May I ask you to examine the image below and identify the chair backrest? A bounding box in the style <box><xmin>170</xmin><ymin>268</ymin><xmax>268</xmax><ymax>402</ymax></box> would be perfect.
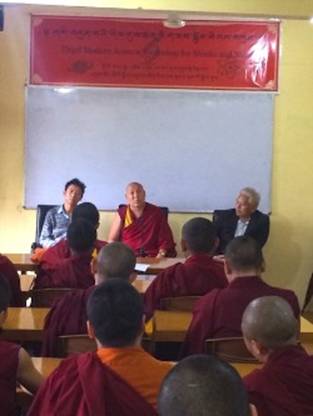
<box><xmin>35</xmin><ymin>204</ymin><xmax>58</xmax><ymax>243</ymax></box>
<box><xmin>118</xmin><ymin>204</ymin><xmax>169</xmax><ymax>220</ymax></box>
<box><xmin>31</xmin><ymin>288</ymin><xmax>76</xmax><ymax>307</ymax></box>
<box><xmin>57</xmin><ymin>334</ymin><xmax>97</xmax><ymax>357</ymax></box>
<box><xmin>205</xmin><ymin>337</ymin><xmax>258</xmax><ymax>363</ymax></box>
<box><xmin>160</xmin><ymin>296</ymin><xmax>201</xmax><ymax>312</ymax></box>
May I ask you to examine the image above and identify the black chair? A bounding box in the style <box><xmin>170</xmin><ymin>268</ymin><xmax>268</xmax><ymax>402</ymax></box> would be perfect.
<box><xmin>32</xmin><ymin>204</ymin><xmax>57</xmax><ymax>246</ymax></box>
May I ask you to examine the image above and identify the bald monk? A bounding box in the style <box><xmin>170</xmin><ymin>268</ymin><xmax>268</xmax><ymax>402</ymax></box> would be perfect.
<box><xmin>0</xmin><ymin>255</ymin><xmax>23</xmax><ymax>306</ymax></box>
<box><xmin>32</xmin><ymin>201</ymin><xmax>106</xmax><ymax>263</ymax></box>
<box><xmin>29</xmin><ymin>279</ymin><xmax>173</xmax><ymax>415</ymax></box>
<box><xmin>144</xmin><ymin>217</ymin><xmax>227</xmax><ymax>320</ymax></box>
<box><xmin>0</xmin><ymin>277</ymin><xmax>43</xmax><ymax>416</ymax></box>
<box><xmin>158</xmin><ymin>354</ymin><xmax>257</xmax><ymax>416</ymax></box>
<box><xmin>108</xmin><ymin>182</ymin><xmax>176</xmax><ymax>257</ymax></box>
<box><xmin>34</xmin><ymin>219</ymin><xmax>96</xmax><ymax>289</ymax></box>
<box><xmin>181</xmin><ymin>236</ymin><xmax>300</xmax><ymax>356</ymax></box>
<box><xmin>42</xmin><ymin>242</ymin><xmax>137</xmax><ymax>356</ymax></box>
<box><xmin>242</xmin><ymin>296</ymin><xmax>313</xmax><ymax>416</ymax></box>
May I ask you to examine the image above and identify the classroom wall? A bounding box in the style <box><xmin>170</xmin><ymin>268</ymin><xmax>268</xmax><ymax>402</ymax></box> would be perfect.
<box><xmin>0</xmin><ymin>1</ymin><xmax>312</xmax><ymax>307</ymax></box>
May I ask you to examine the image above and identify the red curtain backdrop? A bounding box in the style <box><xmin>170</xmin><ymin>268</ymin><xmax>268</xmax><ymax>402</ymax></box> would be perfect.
<box><xmin>30</xmin><ymin>16</ymin><xmax>279</xmax><ymax>91</ymax></box>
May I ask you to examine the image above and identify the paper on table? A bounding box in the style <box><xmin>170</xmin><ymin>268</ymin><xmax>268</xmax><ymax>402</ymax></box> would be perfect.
<box><xmin>135</xmin><ymin>263</ymin><xmax>149</xmax><ymax>272</ymax></box>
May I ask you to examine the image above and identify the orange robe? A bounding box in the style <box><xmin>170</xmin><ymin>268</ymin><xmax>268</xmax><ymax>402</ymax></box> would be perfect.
<box><xmin>97</xmin><ymin>346</ymin><xmax>173</xmax><ymax>409</ymax></box>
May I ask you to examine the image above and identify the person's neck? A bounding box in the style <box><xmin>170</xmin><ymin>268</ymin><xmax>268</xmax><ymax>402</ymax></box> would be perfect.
<box><xmin>130</xmin><ymin>203</ymin><xmax>145</xmax><ymax>218</ymax></box>
<box><xmin>227</xmin><ymin>270</ymin><xmax>259</xmax><ymax>282</ymax></box>
<box><xmin>63</xmin><ymin>202</ymin><xmax>74</xmax><ymax>214</ymax></box>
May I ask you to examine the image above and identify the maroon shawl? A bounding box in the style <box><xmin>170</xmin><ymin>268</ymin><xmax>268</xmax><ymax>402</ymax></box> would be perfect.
<box><xmin>0</xmin><ymin>255</ymin><xmax>23</xmax><ymax>306</ymax></box>
<box><xmin>28</xmin><ymin>352</ymin><xmax>158</xmax><ymax>416</ymax></box>
<box><xmin>0</xmin><ymin>340</ymin><xmax>20</xmax><ymax>416</ymax></box>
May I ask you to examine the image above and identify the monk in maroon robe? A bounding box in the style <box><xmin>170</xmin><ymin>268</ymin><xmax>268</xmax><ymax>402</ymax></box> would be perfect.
<box><xmin>0</xmin><ymin>277</ymin><xmax>43</xmax><ymax>415</ymax></box>
<box><xmin>42</xmin><ymin>242</ymin><xmax>137</xmax><ymax>356</ymax></box>
<box><xmin>108</xmin><ymin>182</ymin><xmax>176</xmax><ymax>257</ymax></box>
<box><xmin>0</xmin><ymin>254</ymin><xmax>23</xmax><ymax>306</ymax></box>
<box><xmin>242</xmin><ymin>296</ymin><xmax>313</xmax><ymax>416</ymax></box>
<box><xmin>181</xmin><ymin>236</ymin><xmax>300</xmax><ymax>356</ymax></box>
<box><xmin>34</xmin><ymin>219</ymin><xmax>96</xmax><ymax>289</ymax></box>
<box><xmin>144</xmin><ymin>217</ymin><xmax>227</xmax><ymax>320</ymax></box>
<box><xmin>30</xmin><ymin>279</ymin><xmax>172</xmax><ymax>414</ymax></box>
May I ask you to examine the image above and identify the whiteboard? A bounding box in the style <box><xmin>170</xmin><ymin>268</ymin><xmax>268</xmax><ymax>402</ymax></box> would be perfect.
<box><xmin>25</xmin><ymin>86</ymin><xmax>273</xmax><ymax>212</ymax></box>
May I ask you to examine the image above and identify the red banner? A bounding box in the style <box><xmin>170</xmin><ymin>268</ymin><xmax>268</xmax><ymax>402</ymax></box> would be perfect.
<box><xmin>30</xmin><ymin>16</ymin><xmax>279</xmax><ymax>91</ymax></box>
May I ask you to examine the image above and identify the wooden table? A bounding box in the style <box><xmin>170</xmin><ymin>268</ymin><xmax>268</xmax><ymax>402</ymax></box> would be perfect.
<box><xmin>1</xmin><ymin>307</ymin><xmax>49</xmax><ymax>341</ymax></box>
<box><xmin>6</xmin><ymin>253</ymin><xmax>38</xmax><ymax>272</ymax></box>
<box><xmin>133</xmin><ymin>275</ymin><xmax>156</xmax><ymax>293</ymax></box>
<box><xmin>6</xmin><ymin>253</ymin><xmax>184</xmax><ymax>274</ymax></box>
<box><xmin>32</xmin><ymin>356</ymin><xmax>61</xmax><ymax>377</ymax></box>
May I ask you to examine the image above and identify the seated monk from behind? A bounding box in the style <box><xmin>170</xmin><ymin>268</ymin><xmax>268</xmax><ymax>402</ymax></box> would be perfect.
<box><xmin>34</xmin><ymin>219</ymin><xmax>96</xmax><ymax>289</ymax></box>
<box><xmin>158</xmin><ymin>354</ymin><xmax>257</xmax><ymax>416</ymax></box>
<box><xmin>29</xmin><ymin>279</ymin><xmax>173</xmax><ymax>415</ymax></box>
<box><xmin>213</xmin><ymin>187</ymin><xmax>270</xmax><ymax>254</ymax></box>
<box><xmin>42</xmin><ymin>242</ymin><xmax>137</xmax><ymax>356</ymax></box>
<box><xmin>32</xmin><ymin>202</ymin><xmax>106</xmax><ymax>263</ymax></box>
<box><xmin>144</xmin><ymin>217</ymin><xmax>227</xmax><ymax>321</ymax></box>
<box><xmin>180</xmin><ymin>236</ymin><xmax>300</xmax><ymax>356</ymax></box>
<box><xmin>108</xmin><ymin>182</ymin><xmax>176</xmax><ymax>257</ymax></box>
<box><xmin>0</xmin><ymin>277</ymin><xmax>43</xmax><ymax>416</ymax></box>
<box><xmin>242</xmin><ymin>296</ymin><xmax>313</xmax><ymax>416</ymax></box>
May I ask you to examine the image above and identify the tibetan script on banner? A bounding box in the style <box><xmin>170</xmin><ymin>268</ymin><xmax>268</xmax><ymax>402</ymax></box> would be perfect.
<box><xmin>30</xmin><ymin>16</ymin><xmax>279</xmax><ymax>90</ymax></box>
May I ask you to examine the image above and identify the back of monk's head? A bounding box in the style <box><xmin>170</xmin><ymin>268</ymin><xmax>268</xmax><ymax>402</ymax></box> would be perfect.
<box><xmin>242</xmin><ymin>296</ymin><xmax>298</xmax><ymax>349</ymax></box>
<box><xmin>96</xmin><ymin>242</ymin><xmax>136</xmax><ymax>282</ymax></box>
<box><xmin>225</xmin><ymin>236</ymin><xmax>264</xmax><ymax>273</ymax></box>
<box><xmin>158</xmin><ymin>354</ymin><xmax>251</xmax><ymax>416</ymax></box>
<box><xmin>87</xmin><ymin>279</ymin><xmax>143</xmax><ymax>348</ymax></box>
<box><xmin>0</xmin><ymin>274</ymin><xmax>11</xmax><ymax>313</ymax></box>
<box><xmin>67</xmin><ymin>218</ymin><xmax>96</xmax><ymax>254</ymax></box>
<box><xmin>72</xmin><ymin>202</ymin><xmax>100</xmax><ymax>229</ymax></box>
<box><xmin>182</xmin><ymin>217</ymin><xmax>217</xmax><ymax>253</ymax></box>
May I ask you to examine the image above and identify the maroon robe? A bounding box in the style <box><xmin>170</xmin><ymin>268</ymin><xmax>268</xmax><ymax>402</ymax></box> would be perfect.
<box><xmin>34</xmin><ymin>253</ymin><xmax>94</xmax><ymax>289</ymax></box>
<box><xmin>0</xmin><ymin>255</ymin><xmax>23</xmax><ymax>306</ymax></box>
<box><xmin>28</xmin><ymin>352</ymin><xmax>157</xmax><ymax>416</ymax></box>
<box><xmin>244</xmin><ymin>345</ymin><xmax>313</xmax><ymax>416</ymax></box>
<box><xmin>0</xmin><ymin>340</ymin><xmax>20</xmax><ymax>416</ymax></box>
<box><xmin>42</xmin><ymin>286</ymin><xmax>94</xmax><ymax>356</ymax></box>
<box><xmin>144</xmin><ymin>254</ymin><xmax>227</xmax><ymax>320</ymax></box>
<box><xmin>118</xmin><ymin>203</ymin><xmax>176</xmax><ymax>257</ymax></box>
<box><xmin>40</xmin><ymin>238</ymin><xmax>107</xmax><ymax>263</ymax></box>
<box><xmin>181</xmin><ymin>276</ymin><xmax>300</xmax><ymax>356</ymax></box>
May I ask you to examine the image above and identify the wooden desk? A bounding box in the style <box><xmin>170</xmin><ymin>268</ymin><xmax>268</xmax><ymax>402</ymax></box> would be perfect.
<box><xmin>32</xmin><ymin>357</ymin><xmax>61</xmax><ymax>377</ymax></box>
<box><xmin>1</xmin><ymin>307</ymin><xmax>49</xmax><ymax>341</ymax></box>
<box><xmin>231</xmin><ymin>362</ymin><xmax>261</xmax><ymax>377</ymax></box>
<box><xmin>6</xmin><ymin>253</ymin><xmax>38</xmax><ymax>273</ymax></box>
<box><xmin>6</xmin><ymin>253</ymin><xmax>183</xmax><ymax>275</ymax></box>
<box><xmin>151</xmin><ymin>310</ymin><xmax>192</xmax><ymax>342</ymax></box>
<box><xmin>137</xmin><ymin>257</ymin><xmax>184</xmax><ymax>274</ymax></box>
<box><xmin>300</xmin><ymin>316</ymin><xmax>313</xmax><ymax>342</ymax></box>
<box><xmin>133</xmin><ymin>275</ymin><xmax>156</xmax><ymax>293</ymax></box>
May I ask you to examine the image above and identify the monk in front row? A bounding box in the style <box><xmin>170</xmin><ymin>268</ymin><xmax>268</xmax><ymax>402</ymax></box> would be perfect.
<box><xmin>28</xmin><ymin>279</ymin><xmax>173</xmax><ymax>415</ymax></box>
<box><xmin>242</xmin><ymin>296</ymin><xmax>313</xmax><ymax>416</ymax></box>
<box><xmin>0</xmin><ymin>277</ymin><xmax>43</xmax><ymax>415</ymax></box>
<box><xmin>108</xmin><ymin>182</ymin><xmax>176</xmax><ymax>257</ymax></box>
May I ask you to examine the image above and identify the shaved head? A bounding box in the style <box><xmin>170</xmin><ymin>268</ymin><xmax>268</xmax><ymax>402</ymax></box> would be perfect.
<box><xmin>96</xmin><ymin>242</ymin><xmax>136</xmax><ymax>282</ymax></box>
<box><xmin>158</xmin><ymin>355</ymin><xmax>251</xmax><ymax>416</ymax></box>
<box><xmin>182</xmin><ymin>217</ymin><xmax>217</xmax><ymax>253</ymax></box>
<box><xmin>242</xmin><ymin>296</ymin><xmax>298</xmax><ymax>349</ymax></box>
<box><xmin>126</xmin><ymin>182</ymin><xmax>144</xmax><ymax>192</ymax></box>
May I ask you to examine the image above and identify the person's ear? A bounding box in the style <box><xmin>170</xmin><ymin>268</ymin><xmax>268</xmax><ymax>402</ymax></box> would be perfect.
<box><xmin>249</xmin><ymin>404</ymin><xmax>258</xmax><ymax>416</ymax></box>
<box><xmin>129</xmin><ymin>272</ymin><xmax>137</xmax><ymax>283</ymax></box>
<box><xmin>91</xmin><ymin>257</ymin><xmax>97</xmax><ymax>275</ymax></box>
<box><xmin>224</xmin><ymin>259</ymin><xmax>232</xmax><ymax>276</ymax></box>
<box><xmin>212</xmin><ymin>237</ymin><xmax>219</xmax><ymax>255</ymax></box>
<box><xmin>87</xmin><ymin>321</ymin><xmax>96</xmax><ymax>340</ymax></box>
<box><xmin>181</xmin><ymin>238</ymin><xmax>187</xmax><ymax>253</ymax></box>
